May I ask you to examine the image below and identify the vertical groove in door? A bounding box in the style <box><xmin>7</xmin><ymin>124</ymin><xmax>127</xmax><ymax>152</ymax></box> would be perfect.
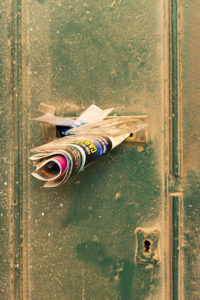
<box><xmin>10</xmin><ymin>0</ymin><xmax>23</xmax><ymax>298</ymax></box>
<box><xmin>171</xmin><ymin>0</ymin><xmax>179</xmax><ymax>177</ymax></box>
<box><xmin>169</xmin><ymin>0</ymin><xmax>181</xmax><ymax>299</ymax></box>
<box><xmin>172</xmin><ymin>196</ymin><xmax>180</xmax><ymax>300</ymax></box>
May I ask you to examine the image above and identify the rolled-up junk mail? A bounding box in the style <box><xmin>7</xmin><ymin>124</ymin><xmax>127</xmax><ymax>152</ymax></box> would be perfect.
<box><xmin>30</xmin><ymin>105</ymin><xmax>147</xmax><ymax>187</ymax></box>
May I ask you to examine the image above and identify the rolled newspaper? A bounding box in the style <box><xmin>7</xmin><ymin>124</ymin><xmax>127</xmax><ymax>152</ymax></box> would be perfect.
<box><xmin>30</xmin><ymin>117</ymin><xmax>147</xmax><ymax>187</ymax></box>
<box><xmin>30</xmin><ymin>134</ymin><xmax>130</xmax><ymax>187</ymax></box>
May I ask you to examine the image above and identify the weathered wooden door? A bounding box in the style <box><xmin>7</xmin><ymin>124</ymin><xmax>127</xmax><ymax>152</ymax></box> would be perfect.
<box><xmin>0</xmin><ymin>0</ymin><xmax>199</xmax><ymax>299</ymax></box>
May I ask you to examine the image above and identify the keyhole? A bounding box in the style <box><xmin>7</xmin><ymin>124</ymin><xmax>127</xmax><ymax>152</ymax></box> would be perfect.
<box><xmin>144</xmin><ymin>240</ymin><xmax>151</xmax><ymax>253</ymax></box>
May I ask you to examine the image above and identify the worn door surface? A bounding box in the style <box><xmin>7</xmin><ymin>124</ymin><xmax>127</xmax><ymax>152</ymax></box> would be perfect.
<box><xmin>0</xmin><ymin>0</ymin><xmax>199</xmax><ymax>299</ymax></box>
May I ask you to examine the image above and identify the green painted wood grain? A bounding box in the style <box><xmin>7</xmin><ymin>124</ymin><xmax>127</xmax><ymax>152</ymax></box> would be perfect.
<box><xmin>2</xmin><ymin>0</ymin><xmax>168</xmax><ymax>299</ymax></box>
<box><xmin>0</xmin><ymin>1</ymin><xmax>14</xmax><ymax>299</ymax></box>
<box><xmin>22</xmin><ymin>1</ymin><xmax>164</xmax><ymax>299</ymax></box>
<box><xmin>180</xmin><ymin>1</ymin><xmax>200</xmax><ymax>299</ymax></box>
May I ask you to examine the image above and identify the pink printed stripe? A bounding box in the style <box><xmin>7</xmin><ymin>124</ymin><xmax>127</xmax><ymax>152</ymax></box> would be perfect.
<box><xmin>52</xmin><ymin>155</ymin><xmax>68</xmax><ymax>173</ymax></box>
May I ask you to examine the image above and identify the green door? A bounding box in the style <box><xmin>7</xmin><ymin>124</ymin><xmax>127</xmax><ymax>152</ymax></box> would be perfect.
<box><xmin>0</xmin><ymin>0</ymin><xmax>199</xmax><ymax>299</ymax></box>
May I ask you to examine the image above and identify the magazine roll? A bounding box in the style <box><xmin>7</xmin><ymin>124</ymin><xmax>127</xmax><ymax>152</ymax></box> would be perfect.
<box><xmin>30</xmin><ymin>134</ymin><xmax>130</xmax><ymax>187</ymax></box>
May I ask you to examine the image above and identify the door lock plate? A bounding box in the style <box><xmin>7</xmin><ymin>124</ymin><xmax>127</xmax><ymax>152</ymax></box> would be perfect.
<box><xmin>135</xmin><ymin>228</ymin><xmax>160</xmax><ymax>264</ymax></box>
